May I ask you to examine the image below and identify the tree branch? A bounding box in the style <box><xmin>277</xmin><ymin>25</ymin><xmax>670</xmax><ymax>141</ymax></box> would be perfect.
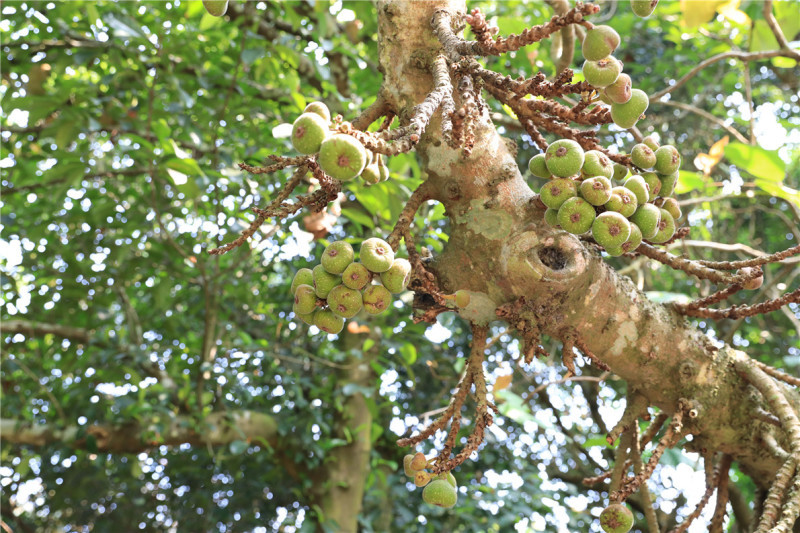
<box><xmin>1</xmin><ymin>411</ymin><xmax>278</xmax><ymax>453</ymax></box>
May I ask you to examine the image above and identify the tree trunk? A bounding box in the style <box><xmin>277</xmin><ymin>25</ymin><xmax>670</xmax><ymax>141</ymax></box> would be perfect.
<box><xmin>376</xmin><ymin>0</ymin><xmax>798</xmax><ymax>487</ymax></box>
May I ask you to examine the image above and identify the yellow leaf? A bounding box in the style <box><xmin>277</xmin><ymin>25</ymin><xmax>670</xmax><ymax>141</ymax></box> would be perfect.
<box><xmin>494</xmin><ymin>373</ymin><xmax>513</xmax><ymax>392</ymax></box>
<box><xmin>708</xmin><ymin>135</ymin><xmax>730</xmax><ymax>158</ymax></box>
<box><xmin>680</xmin><ymin>0</ymin><xmax>724</xmax><ymax>27</ymax></box>
<box><xmin>718</xmin><ymin>0</ymin><xmax>750</xmax><ymax>26</ymax></box>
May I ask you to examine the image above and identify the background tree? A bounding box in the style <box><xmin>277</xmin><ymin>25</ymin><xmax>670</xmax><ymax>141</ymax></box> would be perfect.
<box><xmin>1</xmin><ymin>1</ymin><xmax>799</xmax><ymax>532</ymax></box>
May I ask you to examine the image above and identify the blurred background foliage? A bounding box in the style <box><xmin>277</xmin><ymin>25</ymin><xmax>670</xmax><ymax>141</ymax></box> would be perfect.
<box><xmin>1</xmin><ymin>1</ymin><xmax>797</xmax><ymax>532</ymax></box>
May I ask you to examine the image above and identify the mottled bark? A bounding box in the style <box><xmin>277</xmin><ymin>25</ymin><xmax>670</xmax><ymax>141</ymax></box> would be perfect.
<box><xmin>377</xmin><ymin>0</ymin><xmax>799</xmax><ymax>487</ymax></box>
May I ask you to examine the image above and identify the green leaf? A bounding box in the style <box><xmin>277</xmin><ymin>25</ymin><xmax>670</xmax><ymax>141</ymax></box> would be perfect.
<box><xmin>724</xmin><ymin>142</ymin><xmax>785</xmax><ymax>182</ymax></box>
<box><xmin>399</xmin><ymin>344</ymin><xmax>417</xmax><ymax>365</ymax></box>
<box><xmin>675</xmin><ymin>170</ymin><xmax>708</xmax><ymax>194</ymax></box>
<box><xmin>340</xmin><ymin>208</ymin><xmax>374</xmax><ymax>229</ymax></box>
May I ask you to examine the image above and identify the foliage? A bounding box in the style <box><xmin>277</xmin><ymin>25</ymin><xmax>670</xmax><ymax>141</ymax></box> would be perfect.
<box><xmin>1</xmin><ymin>1</ymin><xmax>798</xmax><ymax>532</ymax></box>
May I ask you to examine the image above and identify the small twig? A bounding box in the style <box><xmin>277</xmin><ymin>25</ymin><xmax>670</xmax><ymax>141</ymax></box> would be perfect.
<box><xmin>753</xmin><ymin>458</ymin><xmax>797</xmax><ymax>532</ymax></box>
<box><xmin>708</xmin><ymin>454</ymin><xmax>733</xmax><ymax>533</ymax></box>
<box><xmin>678</xmin><ymin>287</ymin><xmax>800</xmax><ymax>319</ymax></box>
<box><xmin>387</xmin><ymin>181</ymin><xmax>433</xmax><ymax>251</ymax></box>
<box><xmin>695</xmin><ymin>244</ymin><xmax>800</xmax><ymax>270</ymax></box>
<box><xmin>753</xmin><ymin>360</ymin><xmax>800</xmax><ymax>388</ymax></box>
<box><xmin>607</xmin><ymin>393</ymin><xmax>649</xmax><ymax>446</ymax></box>
<box><xmin>351</xmin><ymin>94</ymin><xmax>389</xmax><ymax>131</ymax></box>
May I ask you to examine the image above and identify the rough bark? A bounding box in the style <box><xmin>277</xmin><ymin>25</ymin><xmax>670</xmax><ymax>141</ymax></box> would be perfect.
<box><xmin>377</xmin><ymin>0</ymin><xmax>799</xmax><ymax>487</ymax></box>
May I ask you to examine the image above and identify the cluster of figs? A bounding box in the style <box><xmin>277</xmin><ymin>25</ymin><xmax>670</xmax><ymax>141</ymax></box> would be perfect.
<box><xmin>530</xmin><ymin>136</ymin><xmax>682</xmax><ymax>255</ymax></box>
<box><xmin>291</xmin><ymin>102</ymin><xmax>389</xmax><ymax>185</ymax></box>
<box><xmin>291</xmin><ymin>238</ymin><xmax>410</xmax><ymax>334</ymax></box>
<box><xmin>581</xmin><ymin>24</ymin><xmax>649</xmax><ymax>130</ymax></box>
<box><xmin>403</xmin><ymin>452</ymin><xmax>458</xmax><ymax>509</ymax></box>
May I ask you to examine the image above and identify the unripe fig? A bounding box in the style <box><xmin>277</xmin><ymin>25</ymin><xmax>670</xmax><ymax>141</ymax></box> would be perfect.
<box><xmin>631</xmin><ymin>0</ymin><xmax>659</xmax><ymax>18</ymax></box>
<box><xmin>579</xmin><ymin>176</ymin><xmax>613</xmax><ymax>206</ymax></box>
<box><xmin>455</xmin><ymin>290</ymin><xmax>471</xmax><ymax>308</ymax></box>
<box><xmin>599</xmin><ymin>91</ymin><xmax>614</xmax><ymax>105</ymax></box>
<box><xmin>414</xmin><ymin>471</ymin><xmax>432</xmax><ymax>488</ymax></box>
<box><xmin>410</xmin><ymin>452</ymin><xmax>427</xmax><ymax>470</ymax></box>
<box><xmin>293</xmin><ymin>284</ymin><xmax>318</xmax><ymax>315</ymax></box>
<box><xmin>582</xmin><ymin>150</ymin><xmax>614</xmax><ymax>179</ymax></box>
<box><xmin>545</xmin><ymin>139</ymin><xmax>585</xmax><ymax>178</ymax></box>
<box><xmin>326</xmin><ymin>285</ymin><xmax>363</xmax><ymax>318</ymax></box>
<box><xmin>363</xmin><ymin>284</ymin><xmax>392</xmax><ymax>314</ymax></box>
<box><xmin>202</xmin><ymin>0</ymin><xmax>229</xmax><ymax>16</ymax></box>
<box><xmin>360</xmin><ymin>238</ymin><xmax>395</xmax><ymax>273</ymax></box>
<box><xmin>544</xmin><ymin>208</ymin><xmax>561</xmax><ymax>228</ymax></box>
<box><xmin>318</xmin><ymin>134</ymin><xmax>367</xmax><ymax>181</ymax></box>
<box><xmin>654</xmin><ymin>145</ymin><xmax>681</xmax><ymax>174</ymax></box>
<box><xmin>620</xmin><ymin>222</ymin><xmax>643</xmax><ymax>253</ymax></box>
<box><xmin>303</xmin><ymin>101</ymin><xmax>331</xmax><ymax>123</ymax></box>
<box><xmin>603</xmin><ymin>73</ymin><xmax>632</xmax><ymax>104</ymax></box>
<box><xmin>582</xmin><ymin>25</ymin><xmax>621</xmax><ymax>61</ymax></box>
<box><xmin>380</xmin><ymin>258</ymin><xmax>412</xmax><ymax>293</ymax></box>
<box><xmin>592</xmin><ymin>212</ymin><xmax>631</xmax><ymax>249</ymax></box>
<box><xmin>377</xmin><ymin>155</ymin><xmax>390</xmax><ymax>181</ymax></box>
<box><xmin>342</xmin><ymin>262</ymin><xmax>371</xmax><ymax>290</ymax></box>
<box><xmin>641</xmin><ymin>171</ymin><xmax>662</xmax><ymax>200</ymax></box>
<box><xmin>313</xmin><ymin>308</ymin><xmax>345</xmax><ymax>335</ymax></box>
<box><xmin>321</xmin><ymin>240</ymin><xmax>355</xmax><ymax>275</ymax></box>
<box><xmin>422</xmin><ymin>479</ymin><xmax>457</xmax><ymax>508</ymax></box>
<box><xmin>612</xmin><ymin>163</ymin><xmax>629</xmax><ymax>182</ymax></box>
<box><xmin>540</xmin><ymin>178</ymin><xmax>578</xmax><ymax>210</ymax></box>
<box><xmin>296</xmin><ymin>311</ymin><xmax>315</xmax><ymax>326</ymax></box>
<box><xmin>599</xmin><ymin>503</ymin><xmax>634</xmax><ymax>533</ymax></box>
<box><xmin>630</xmin><ymin>204</ymin><xmax>662</xmax><ymax>239</ymax></box>
<box><xmin>631</xmin><ymin>143</ymin><xmax>656</xmax><ymax>169</ymax></box>
<box><xmin>583</xmin><ymin>57</ymin><xmax>622</xmax><ymax>88</ymax></box>
<box><xmin>291</xmin><ymin>268</ymin><xmax>314</xmax><ymax>294</ymax></box>
<box><xmin>649</xmin><ymin>208</ymin><xmax>676</xmax><ymax>243</ymax></box>
<box><xmin>623</xmin><ymin>175</ymin><xmax>650</xmax><ymax>205</ymax></box>
<box><xmin>611</xmin><ymin>89</ymin><xmax>649</xmax><ymax>129</ymax></box>
<box><xmin>642</xmin><ymin>135</ymin><xmax>660</xmax><ymax>151</ymax></box>
<box><xmin>557</xmin><ymin>197</ymin><xmax>596</xmax><ymax>234</ymax></box>
<box><xmin>661</xmin><ymin>197</ymin><xmax>682</xmax><ymax>220</ymax></box>
<box><xmin>659</xmin><ymin>171</ymin><xmax>678</xmax><ymax>197</ymax></box>
<box><xmin>606</xmin><ymin>186</ymin><xmax>638</xmax><ymax>217</ymax></box>
<box><xmin>360</xmin><ymin>164</ymin><xmax>381</xmax><ymax>185</ymax></box>
<box><xmin>528</xmin><ymin>153</ymin><xmax>552</xmax><ymax>179</ymax></box>
<box><xmin>313</xmin><ymin>264</ymin><xmax>341</xmax><ymax>299</ymax></box>
<box><xmin>739</xmin><ymin>267</ymin><xmax>764</xmax><ymax>290</ymax></box>
<box><xmin>403</xmin><ymin>454</ymin><xmax>417</xmax><ymax>477</ymax></box>
<box><xmin>439</xmin><ymin>472</ymin><xmax>457</xmax><ymax>488</ymax></box>
<box><xmin>291</xmin><ymin>113</ymin><xmax>329</xmax><ymax>155</ymax></box>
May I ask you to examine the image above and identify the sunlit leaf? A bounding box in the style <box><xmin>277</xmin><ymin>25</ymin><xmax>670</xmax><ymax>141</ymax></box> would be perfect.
<box><xmin>724</xmin><ymin>142</ymin><xmax>785</xmax><ymax>182</ymax></box>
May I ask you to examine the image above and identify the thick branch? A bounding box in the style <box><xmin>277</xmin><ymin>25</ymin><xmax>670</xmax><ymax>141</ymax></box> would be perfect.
<box><xmin>1</xmin><ymin>411</ymin><xmax>278</xmax><ymax>453</ymax></box>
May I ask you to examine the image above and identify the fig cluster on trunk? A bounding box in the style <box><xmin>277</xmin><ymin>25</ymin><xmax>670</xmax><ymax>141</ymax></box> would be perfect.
<box><xmin>532</xmin><ymin>138</ymin><xmax>682</xmax><ymax>255</ymax></box>
<box><xmin>290</xmin><ymin>238</ymin><xmax>411</xmax><ymax>334</ymax></box>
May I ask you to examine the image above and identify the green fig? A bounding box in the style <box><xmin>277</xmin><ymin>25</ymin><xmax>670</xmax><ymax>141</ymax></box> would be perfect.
<box><xmin>557</xmin><ymin>197</ymin><xmax>596</xmax><ymax>234</ymax></box>
<box><xmin>649</xmin><ymin>208</ymin><xmax>676</xmax><ymax>243</ymax></box>
<box><xmin>579</xmin><ymin>176</ymin><xmax>613</xmax><ymax>206</ymax></box>
<box><xmin>540</xmin><ymin>178</ymin><xmax>578</xmax><ymax>210</ymax></box>
<box><xmin>326</xmin><ymin>285</ymin><xmax>363</xmax><ymax>318</ymax></box>
<box><xmin>583</xmin><ymin>56</ymin><xmax>622</xmax><ymax>88</ymax></box>
<box><xmin>623</xmin><ymin>175</ymin><xmax>650</xmax><ymax>205</ymax></box>
<box><xmin>630</xmin><ymin>143</ymin><xmax>656</xmax><ymax>169</ymax></box>
<box><xmin>202</xmin><ymin>0</ymin><xmax>229</xmax><ymax>17</ymax></box>
<box><xmin>321</xmin><ymin>240</ymin><xmax>355</xmax><ymax>275</ymax></box>
<box><xmin>611</xmin><ymin>89</ymin><xmax>649</xmax><ymax>129</ymax></box>
<box><xmin>603</xmin><ymin>73</ymin><xmax>632</xmax><ymax>104</ymax></box>
<box><xmin>342</xmin><ymin>262</ymin><xmax>371</xmax><ymax>290</ymax></box>
<box><xmin>659</xmin><ymin>171</ymin><xmax>678</xmax><ymax>197</ymax></box>
<box><xmin>545</xmin><ymin>139</ymin><xmax>585</xmax><ymax>178</ymax></box>
<box><xmin>612</xmin><ymin>162</ymin><xmax>629</xmax><ymax>182</ymax></box>
<box><xmin>313</xmin><ymin>264</ymin><xmax>341</xmax><ymax>299</ymax></box>
<box><xmin>544</xmin><ymin>208</ymin><xmax>561</xmax><ymax>228</ymax></box>
<box><xmin>592</xmin><ymin>212</ymin><xmax>631</xmax><ymax>249</ymax></box>
<box><xmin>303</xmin><ymin>101</ymin><xmax>331</xmax><ymax>123</ymax></box>
<box><xmin>582</xmin><ymin>25</ymin><xmax>621</xmax><ymax>61</ymax></box>
<box><xmin>380</xmin><ymin>258</ymin><xmax>412</xmax><ymax>293</ymax></box>
<box><xmin>360</xmin><ymin>238</ymin><xmax>394</xmax><ymax>273</ymax></box>
<box><xmin>291</xmin><ymin>113</ymin><xmax>329</xmax><ymax>155</ymax></box>
<box><xmin>318</xmin><ymin>134</ymin><xmax>367</xmax><ymax>181</ymax></box>
<box><xmin>582</xmin><ymin>150</ymin><xmax>613</xmax><ymax>179</ymax></box>
<box><xmin>654</xmin><ymin>145</ymin><xmax>681</xmax><ymax>175</ymax></box>
<box><xmin>599</xmin><ymin>503</ymin><xmax>634</xmax><ymax>533</ymax></box>
<box><xmin>293</xmin><ymin>284</ymin><xmax>318</xmax><ymax>315</ymax></box>
<box><xmin>641</xmin><ymin>171</ymin><xmax>662</xmax><ymax>200</ymax></box>
<box><xmin>630</xmin><ymin>204</ymin><xmax>661</xmax><ymax>239</ymax></box>
<box><xmin>291</xmin><ymin>268</ymin><xmax>314</xmax><ymax>295</ymax></box>
<box><xmin>363</xmin><ymin>284</ymin><xmax>392</xmax><ymax>314</ymax></box>
<box><xmin>422</xmin><ymin>479</ymin><xmax>457</xmax><ymax>508</ymax></box>
<box><xmin>606</xmin><ymin>186</ymin><xmax>638</xmax><ymax>217</ymax></box>
<box><xmin>313</xmin><ymin>309</ymin><xmax>345</xmax><ymax>335</ymax></box>
<box><xmin>631</xmin><ymin>0</ymin><xmax>658</xmax><ymax>18</ymax></box>
<box><xmin>528</xmin><ymin>153</ymin><xmax>552</xmax><ymax>179</ymax></box>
